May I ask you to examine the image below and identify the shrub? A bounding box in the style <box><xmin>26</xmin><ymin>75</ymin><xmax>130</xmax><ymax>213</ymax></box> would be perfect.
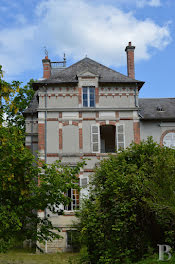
<box><xmin>77</xmin><ymin>138</ymin><xmax>175</xmax><ymax>263</ymax></box>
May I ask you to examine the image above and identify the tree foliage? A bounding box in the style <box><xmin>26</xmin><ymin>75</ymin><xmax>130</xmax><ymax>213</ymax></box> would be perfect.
<box><xmin>0</xmin><ymin>125</ymin><xmax>84</xmax><ymax>252</ymax></box>
<box><xmin>78</xmin><ymin>138</ymin><xmax>175</xmax><ymax>263</ymax></box>
<box><xmin>0</xmin><ymin>66</ymin><xmax>85</xmax><ymax>252</ymax></box>
<box><xmin>4</xmin><ymin>78</ymin><xmax>35</xmax><ymax>129</ymax></box>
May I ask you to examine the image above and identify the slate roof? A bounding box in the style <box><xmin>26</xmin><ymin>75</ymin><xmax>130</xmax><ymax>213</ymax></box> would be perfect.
<box><xmin>34</xmin><ymin>57</ymin><xmax>144</xmax><ymax>88</ymax></box>
<box><xmin>23</xmin><ymin>91</ymin><xmax>38</xmax><ymax>115</ymax></box>
<box><xmin>139</xmin><ymin>98</ymin><xmax>175</xmax><ymax>120</ymax></box>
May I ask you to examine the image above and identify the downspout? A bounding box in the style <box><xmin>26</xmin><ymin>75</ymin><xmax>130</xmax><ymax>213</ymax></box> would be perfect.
<box><xmin>45</xmin><ymin>86</ymin><xmax>47</xmax><ymax>163</ymax></box>
<box><xmin>44</xmin><ymin>85</ymin><xmax>48</xmax><ymax>253</ymax></box>
<box><xmin>134</xmin><ymin>83</ymin><xmax>138</xmax><ymax>107</ymax></box>
<box><xmin>31</xmin><ymin>112</ymin><xmax>34</xmax><ymax>154</ymax></box>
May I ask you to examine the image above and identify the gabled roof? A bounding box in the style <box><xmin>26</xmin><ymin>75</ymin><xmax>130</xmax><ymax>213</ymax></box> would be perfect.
<box><xmin>139</xmin><ymin>98</ymin><xmax>175</xmax><ymax>120</ymax></box>
<box><xmin>34</xmin><ymin>57</ymin><xmax>144</xmax><ymax>88</ymax></box>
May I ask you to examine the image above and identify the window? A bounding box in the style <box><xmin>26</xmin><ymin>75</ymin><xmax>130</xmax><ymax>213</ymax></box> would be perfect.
<box><xmin>100</xmin><ymin>125</ymin><xmax>116</xmax><ymax>153</ymax></box>
<box><xmin>83</xmin><ymin>86</ymin><xmax>95</xmax><ymax>107</ymax></box>
<box><xmin>91</xmin><ymin>124</ymin><xmax>125</xmax><ymax>153</ymax></box>
<box><xmin>64</xmin><ymin>189</ymin><xmax>79</xmax><ymax>211</ymax></box>
<box><xmin>91</xmin><ymin>124</ymin><xmax>100</xmax><ymax>153</ymax></box>
<box><xmin>163</xmin><ymin>132</ymin><xmax>175</xmax><ymax>148</ymax></box>
<box><xmin>66</xmin><ymin>230</ymin><xmax>80</xmax><ymax>251</ymax></box>
<box><xmin>116</xmin><ymin>124</ymin><xmax>125</xmax><ymax>151</ymax></box>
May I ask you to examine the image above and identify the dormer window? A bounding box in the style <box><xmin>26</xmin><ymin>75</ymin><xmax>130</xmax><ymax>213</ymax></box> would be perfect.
<box><xmin>157</xmin><ymin>106</ymin><xmax>164</xmax><ymax>112</ymax></box>
<box><xmin>83</xmin><ymin>86</ymin><xmax>95</xmax><ymax>107</ymax></box>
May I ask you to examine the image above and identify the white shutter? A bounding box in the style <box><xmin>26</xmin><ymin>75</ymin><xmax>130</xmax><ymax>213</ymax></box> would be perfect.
<box><xmin>81</xmin><ymin>178</ymin><xmax>88</xmax><ymax>187</ymax></box>
<box><xmin>91</xmin><ymin>124</ymin><xmax>100</xmax><ymax>153</ymax></box>
<box><xmin>116</xmin><ymin>124</ymin><xmax>125</xmax><ymax>151</ymax></box>
<box><xmin>80</xmin><ymin>177</ymin><xmax>89</xmax><ymax>200</ymax></box>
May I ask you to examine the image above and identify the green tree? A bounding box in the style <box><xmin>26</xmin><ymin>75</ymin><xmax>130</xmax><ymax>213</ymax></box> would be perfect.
<box><xmin>0</xmin><ymin>124</ymin><xmax>84</xmax><ymax>252</ymax></box>
<box><xmin>0</xmin><ymin>65</ymin><xmax>35</xmax><ymax>129</ymax></box>
<box><xmin>78</xmin><ymin>138</ymin><xmax>175</xmax><ymax>263</ymax></box>
<box><xmin>0</xmin><ymin>66</ymin><xmax>85</xmax><ymax>252</ymax></box>
<box><xmin>4</xmin><ymin>78</ymin><xmax>35</xmax><ymax>129</ymax></box>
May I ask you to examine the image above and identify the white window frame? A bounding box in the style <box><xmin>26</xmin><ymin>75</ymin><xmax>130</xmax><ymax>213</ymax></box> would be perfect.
<box><xmin>91</xmin><ymin>124</ymin><xmax>100</xmax><ymax>153</ymax></box>
<box><xmin>82</xmin><ymin>86</ymin><xmax>95</xmax><ymax>107</ymax></box>
<box><xmin>116</xmin><ymin>124</ymin><xmax>125</xmax><ymax>151</ymax></box>
<box><xmin>64</xmin><ymin>188</ymin><xmax>80</xmax><ymax>211</ymax></box>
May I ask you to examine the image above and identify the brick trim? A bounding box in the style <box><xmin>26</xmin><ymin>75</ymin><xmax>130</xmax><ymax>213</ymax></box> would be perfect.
<box><xmin>78</xmin><ymin>87</ymin><xmax>82</xmax><ymax>104</ymax></box>
<box><xmin>98</xmin><ymin>121</ymin><xmax>116</xmax><ymax>126</ymax></box>
<box><xmin>47</xmin><ymin>118</ymin><xmax>58</xmax><ymax>121</ymax></box>
<box><xmin>109</xmin><ymin>121</ymin><xmax>116</xmax><ymax>125</ymax></box>
<box><xmin>59</xmin><ymin>128</ymin><xmax>62</xmax><ymax>150</ymax></box>
<box><xmin>47</xmin><ymin>153</ymin><xmax>59</xmax><ymax>157</ymax></box>
<box><xmin>62</xmin><ymin>121</ymin><xmax>79</xmax><ymax>126</ymax></box>
<box><xmin>95</xmin><ymin>87</ymin><xmax>99</xmax><ymax>104</ymax></box>
<box><xmin>99</xmin><ymin>121</ymin><xmax>106</xmax><ymax>126</ymax></box>
<box><xmin>83</xmin><ymin>118</ymin><xmax>96</xmax><ymax>121</ymax></box>
<box><xmin>120</xmin><ymin>118</ymin><xmax>133</xmax><ymax>120</ymax></box>
<box><xmin>63</xmin><ymin>121</ymin><xmax>69</xmax><ymax>126</ymax></box>
<box><xmin>84</xmin><ymin>169</ymin><xmax>94</xmax><ymax>172</ymax></box>
<box><xmin>160</xmin><ymin>130</ymin><xmax>175</xmax><ymax>146</ymax></box>
<box><xmin>72</xmin><ymin>121</ymin><xmax>79</xmax><ymax>126</ymax></box>
<box><xmin>83</xmin><ymin>153</ymin><xmax>97</xmax><ymax>156</ymax></box>
<box><xmin>133</xmin><ymin>122</ymin><xmax>140</xmax><ymax>144</ymax></box>
<box><xmin>115</xmin><ymin>112</ymin><xmax>119</xmax><ymax>119</ymax></box>
<box><xmin>79</xmin><ymin>128</ymin><xmax>83</xmax><ymax>149</ymax></box>
<box><xmin>26</xmin><ymin>145</ymin><xmax>31</xmax><ymax>150</ymax></box>
<box><xmin>99</xmin><ymin>93</ymin><xmax>134</xmax><ymax>96</ymax></box>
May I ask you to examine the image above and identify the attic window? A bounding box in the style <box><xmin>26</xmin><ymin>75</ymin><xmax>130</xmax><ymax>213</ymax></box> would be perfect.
<box><xmin>82</xmin><ymin>87</ymin><xmax>95</xmax><ymax>107</ymax></box>
<box><xmin>157</xmin><ymin>106</ymin><xmax>164</xmax><ymax>112</ymax></box>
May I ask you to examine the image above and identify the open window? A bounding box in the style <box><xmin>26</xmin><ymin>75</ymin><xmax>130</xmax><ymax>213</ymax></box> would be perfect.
<box><xmin>64</xmin><ymin>188</ymin><xmax>79</xmax><ymax>211</ymax></box>
<box><xmin>100</xmin><ymin>125</ymin><xmax>116</xmax><ymax>153</ymax></box>
<box><xmin>91</xmin><ymin>124</ymin><xmax>125</xmax><ymax>153</ymax></box>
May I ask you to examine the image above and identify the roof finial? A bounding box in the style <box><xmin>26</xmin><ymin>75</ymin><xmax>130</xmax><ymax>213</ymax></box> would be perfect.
<box><xmin>85</xmin><ymin>54</ymin><xmax>87</xmax><ymax>58</ymax></box>
<box><xmin>63</xmin><ymin>53</ymin><xmax>66</xmax><ymax>61</ymax></box>
<box><xmin>63</xmin><ymin>53</ymin><xmax>66</xmax><ymax>67</ymax></box>
<box><xmin>44</xmin><ymin>46</ymin><xmax>48</xmax><ymax>58</ymax></box>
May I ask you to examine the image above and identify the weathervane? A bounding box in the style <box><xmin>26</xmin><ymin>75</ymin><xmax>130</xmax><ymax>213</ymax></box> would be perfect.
<box><xmin>44</xmin><ymin>46</ymin><xmax>48</xmax><ymax>57</ymax></box>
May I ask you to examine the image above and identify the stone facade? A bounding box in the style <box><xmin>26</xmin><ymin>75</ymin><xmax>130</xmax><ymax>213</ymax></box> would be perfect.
<box><xmin>24</xmin><ymin>43</ymin><xmax>175</xmax><ymax>252</ymax></box>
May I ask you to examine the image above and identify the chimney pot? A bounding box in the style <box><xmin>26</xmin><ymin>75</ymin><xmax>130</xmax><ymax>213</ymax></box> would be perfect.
<box><xmin>42</xmin><ymin>56</ymin><xmax>51</xmax><ymax>79</ymax></box>
<box><xmin>125</xmin><ymin>42</ymin><xmax>135</xmax><ymax>79</ymax></box>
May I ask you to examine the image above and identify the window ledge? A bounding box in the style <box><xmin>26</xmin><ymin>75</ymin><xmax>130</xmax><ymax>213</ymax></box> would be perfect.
<box><xmin>64</xmin><ymin>211</ymin><xmax>76</xmax><ymax>216</ymax></box>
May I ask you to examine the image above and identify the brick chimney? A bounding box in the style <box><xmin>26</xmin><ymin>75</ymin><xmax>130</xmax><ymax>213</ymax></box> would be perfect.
<box><xmin>42</xmin><ymin>55</ymin><xmax>51</xmax><ymax>79</ymax></box>
<box><xmin>125</xmin><ymin>42</ymin><xmax>135</xmax><ymax>79</ymax></box>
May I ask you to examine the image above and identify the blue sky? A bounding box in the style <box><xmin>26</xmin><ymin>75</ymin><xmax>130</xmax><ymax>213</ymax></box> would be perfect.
<box><xmin>0</xmin><ymin>0</ymin><xmax>175</xmax><ymax>98</ymax></box>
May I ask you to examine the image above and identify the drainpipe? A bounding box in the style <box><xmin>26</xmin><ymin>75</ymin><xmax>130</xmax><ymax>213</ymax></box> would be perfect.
<box><xmin>45</xmin><ymin>86</ymin><xmax>47</xmax><ymax>163</ymax></box>
<box><xmin>44</xmin><ymin>85</ymin><xmax>48</xmax><ymax>253</ymax></box>
<box><xmin>31</xmin><ymin>112</ymin><xmax>34</xmax><ymax>154</ymax></box>
<box><xmin>134</xmin><ymin>83</ymin><xmax>138</xmax><ymax>107</ymax></box>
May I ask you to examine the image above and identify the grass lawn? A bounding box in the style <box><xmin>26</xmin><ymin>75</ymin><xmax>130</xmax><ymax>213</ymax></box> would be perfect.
<box><xmin>136</xmin><ymin>254</ymin><xmax>175</xmax><ymax>264</ymax></box>
<box><xmin>0</xmin><ymin>249</ymin><xmax>79</xmax><ymax>264</ymax></box>
<box><xmin>0</xmin><ymin>250</ymin><xmax>175</xmax><ymax>263</ymax></box>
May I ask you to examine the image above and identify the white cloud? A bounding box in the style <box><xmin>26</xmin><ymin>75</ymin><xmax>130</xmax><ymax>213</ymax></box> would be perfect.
<box><xmin>0</xmin><ymin>0</ymin><xmax>170</xmax><ymax>78</ymax></box>
<box><xmin>136</xmin><ymin>0</ymin><xmax>161</xmax><ymax>8</ymax></box>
